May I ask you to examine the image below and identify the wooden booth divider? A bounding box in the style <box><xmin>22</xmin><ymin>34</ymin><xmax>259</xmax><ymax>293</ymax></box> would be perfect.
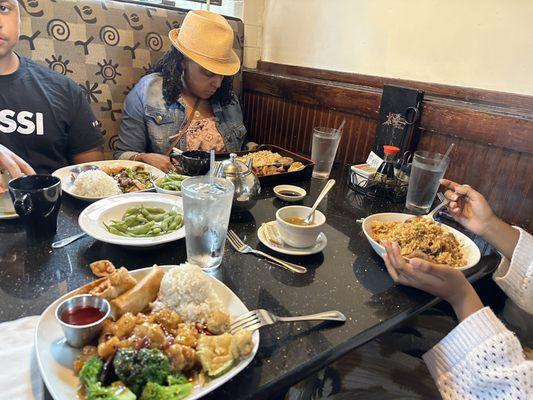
<box><xmin>242</xmin><ymin>61</ymin><xmax>533</xmax><ymax>230</ymax></box>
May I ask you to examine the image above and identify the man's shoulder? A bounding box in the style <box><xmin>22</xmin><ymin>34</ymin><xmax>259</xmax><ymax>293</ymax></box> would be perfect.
<box><xmin>23</xmin><ymin>56</ymin><xmax>79</xmax><ymax>91</ymax></box>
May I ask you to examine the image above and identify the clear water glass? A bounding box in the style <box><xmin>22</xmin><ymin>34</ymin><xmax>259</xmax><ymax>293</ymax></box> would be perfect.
<box><xmin>182</xmin><ymin>177</ymin><xmax>234</xmax><ymax>270</ymax></box>
<box><xmin>406</xmin><ymin>151</ymin><xmax>450</xmax><ymax>214</ymax></box>
<box><xmin>311</xmin><ymin>127</ymin><xmax>342</xmax><ymax>179</ymax></box>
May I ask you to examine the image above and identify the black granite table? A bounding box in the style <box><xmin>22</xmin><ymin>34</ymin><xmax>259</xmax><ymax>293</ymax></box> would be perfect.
<box><xmin>0</xmin><ymin>167</ymin><xmax>500</xmax><ymax>399</ymax></box>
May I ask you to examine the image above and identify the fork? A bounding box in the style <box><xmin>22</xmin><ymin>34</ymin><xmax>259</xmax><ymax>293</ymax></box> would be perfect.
<box><xmin>226</xmin><ymin>230</ymin><xmax>307</xmax><ymax>274</ymax></box>
<box><xmin>230</xmin><ymin>309</ymin><xmax>346</xmax><ymax>334</ymax></box>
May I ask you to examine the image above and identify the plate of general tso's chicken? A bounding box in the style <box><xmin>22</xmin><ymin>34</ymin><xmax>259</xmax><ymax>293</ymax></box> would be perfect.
<box><xmin>35</xmin><ymin>261</ymin><xmax>259</xmax><ymax>400</ymax></box>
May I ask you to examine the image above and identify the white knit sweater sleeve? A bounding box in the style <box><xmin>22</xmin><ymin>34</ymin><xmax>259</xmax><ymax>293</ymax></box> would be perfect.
<box><xmin>492</xmin><ymin>227</ymin><xmax>533</xmax><ymax>314</ymax></box>
<box><xmin>423</xmin><ymin>307</ymin><xmax>533</xmax><ymax>400</ymax></box>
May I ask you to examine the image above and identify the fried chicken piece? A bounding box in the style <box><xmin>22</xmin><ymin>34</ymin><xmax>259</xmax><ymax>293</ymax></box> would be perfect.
<box><xmin>149</xmin><ymin>308</ymin><xmax>182</xmax><ymax>333</ymax></box>
<box><xmin>166</xmin><ymin>344</ymin><xmax>199</xmax><ymax>372</ymax></box>
<box><xmin>132</xmin><ymin>322</ymin><xmax>166</xmax><ymax>349</ymax></box>
<box><xmin>206</xmin><ymin>309</ymin><xmax>230</xmax><ymax>334</ymax></box>
<box><xmin>89</xmin><ymin>260</ymin><xmax>116</xmax><ymax>277</ymax></box>
<box><xmin>174</xmin><ymin>323</ymin><xmax>199</xmax><ymax>347</ymax></box>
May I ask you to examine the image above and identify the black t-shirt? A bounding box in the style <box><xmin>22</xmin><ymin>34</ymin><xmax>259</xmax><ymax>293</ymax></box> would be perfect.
<box><xmin>0</xmin><ymin>56</ymin><xmax>104</xmax><ymax>174</ymax></box>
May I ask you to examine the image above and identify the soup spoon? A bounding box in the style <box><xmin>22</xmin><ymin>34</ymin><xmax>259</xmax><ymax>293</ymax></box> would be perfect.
<box><xmin>303</xmin><ymin>179</ymin><xmax>335</xmax><ymax>224</ymax></box>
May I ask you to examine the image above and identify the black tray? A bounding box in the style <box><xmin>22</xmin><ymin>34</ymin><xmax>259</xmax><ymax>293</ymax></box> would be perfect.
<box><xmin>217</xmin><ymin>144</ymin><xmax>314</xmax><ymax>186</ymax></box>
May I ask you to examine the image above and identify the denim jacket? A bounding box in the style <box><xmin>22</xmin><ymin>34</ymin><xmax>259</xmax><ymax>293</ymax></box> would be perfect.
<box><xmin>114</xmin><ymin>73</ymin><xmax>247</xmax><ymax>160</ymax></box>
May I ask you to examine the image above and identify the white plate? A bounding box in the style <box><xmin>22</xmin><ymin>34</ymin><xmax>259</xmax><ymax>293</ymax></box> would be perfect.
<box><xmin>52</xmin><ymin>160</ymin><xmax>165</xmax><ymax>202</ymax></box>
<box><xmin>78</xmin><ymin>192</ymin><xmax>185</xmax><ymax>248</ymax></box>
<box><xmin>257</xmin><ymin>221</ymin><xmax>327</xmax><ymax>255</ymax></box>
<box><xmin>361</xmin><ymin>212</ymin><xmax>481</xmax><ymax>270</ymax></box>
<box><xmin>35</xmin><ymin>265</ymin><xmax>260</xmax><ymax>400</ymax></box>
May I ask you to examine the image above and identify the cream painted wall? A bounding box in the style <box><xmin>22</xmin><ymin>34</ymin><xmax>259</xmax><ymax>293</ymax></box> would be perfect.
<box><xmin>261</xmin><ymin>0</ymin><xmax>533</xmax><ymax>96</ymax></box>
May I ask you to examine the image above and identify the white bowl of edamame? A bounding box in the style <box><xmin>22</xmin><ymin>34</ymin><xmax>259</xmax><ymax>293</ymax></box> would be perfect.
<box><xmin>79</xmin><ymin>192</ymin><xmax>186</xmax><ymax>247</ymax></box>
<box><xmin>154</xmin><ymin>173</ymin><xmax>190</xmax><ymax>196</ymax></box>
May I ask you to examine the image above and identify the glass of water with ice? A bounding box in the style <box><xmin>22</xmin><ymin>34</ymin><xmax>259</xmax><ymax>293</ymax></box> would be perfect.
<box><xmin>311</xmin><ymin>127</ymin><xmax>342</xmax><ymax>179</ymax></box>
<box><xmin>182</xmin><ymin>177</ymin><xmax>234</xmax><ymax>270</ymax></box>
<box><xmin>406</xmin><ymin>151</ymin><xmax>450</xmax><ymax>214</ymax></box>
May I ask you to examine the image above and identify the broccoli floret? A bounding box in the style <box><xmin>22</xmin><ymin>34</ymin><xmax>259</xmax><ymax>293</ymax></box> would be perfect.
<box><xmin>79</xmin><ymin>356</ymin><xmax>104</xmax><ymax>386</ymax></box>
<box><xmin>114</xmin><ymin>348</ymin><xmax>171</xmax><ymax>395</ymax></box>
<box><xmin>79</xmin><ymin>357</ymin><xmax>136</xmax><ymax>400</ymax></box>
<box><xmin>86</xmin><ymin>381</ymin><xmax>136</xmax><ymax>400</ymax></box>
<box><xmin>139</xmin><ymin>375</ymin><xmax>192</xmax><ymax>400</ymax></box>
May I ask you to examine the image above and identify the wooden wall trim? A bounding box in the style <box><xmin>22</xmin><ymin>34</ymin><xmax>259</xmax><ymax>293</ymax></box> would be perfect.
<box><xmin>243</xmin><ymin>69</ymin><xmax>533</xmax><ymax>154</ymax></box>
<box><xmin>257</xmin><ymin>61</ymin><xmax>533</xmax><ymax>113</ymax></box>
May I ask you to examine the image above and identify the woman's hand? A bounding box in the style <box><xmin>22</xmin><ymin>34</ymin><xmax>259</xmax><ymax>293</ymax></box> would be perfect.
<box><xmin>440</xmin><ymin>179</ymin><xmax>519</xmax><ymax>259</ymax></box>
<box><xmin>0</xmin><ymin>145</ymin><xmax>35</xmax><ymax>192</ymax></box>
<box><xmin>440</xmin><ymin>179</ymin><xmax>496</xmax><ymax>236</ymax></box>
<box><xmin>382</xmin><ymin>241</ymin><xmax>483</xmax><ymax>321</ymax></box>
<box><xmin>137</xmin><ymin>153</ymin><xmax>174</xmax><ymax>173</ymax></box>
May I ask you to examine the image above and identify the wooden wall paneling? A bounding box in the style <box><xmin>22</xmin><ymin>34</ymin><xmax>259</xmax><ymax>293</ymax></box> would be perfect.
<box><xmin>257</xmin><ymin>61</ymin><xmax>533</xmax><ymax>113</ymax></box>
<box><xmin>243</xmin><ymin>69</ymin><xmax>533</xmax><ymax>155</ymax></box>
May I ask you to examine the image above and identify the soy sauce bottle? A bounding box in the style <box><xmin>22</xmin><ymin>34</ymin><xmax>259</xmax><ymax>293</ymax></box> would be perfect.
<box><xmin>374</xmin><ymin>145</ymin><xmax>400</xmax><ymax>186</ymax></box>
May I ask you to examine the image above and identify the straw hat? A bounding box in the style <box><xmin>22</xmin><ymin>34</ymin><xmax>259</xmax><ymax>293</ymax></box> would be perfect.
<box><xmin>169</xmin><ymin>10</ymin><xmax>240</xmax><ymax>76</ymax></box>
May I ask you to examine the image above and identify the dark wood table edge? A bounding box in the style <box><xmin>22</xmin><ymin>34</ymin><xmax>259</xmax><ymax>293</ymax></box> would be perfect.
<box><xmin>246</xmin><ymin>253</ymin><xmax>501</xmax><ymax>400</ymax></box>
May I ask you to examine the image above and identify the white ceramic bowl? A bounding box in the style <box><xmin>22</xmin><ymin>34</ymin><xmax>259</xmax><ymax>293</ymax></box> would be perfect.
<box><xmin>361</xmin><ymin>212</ymin><xmax>481</xmax><ymax>270</ymax></box>
<box><xmin>276</xmin><ymin>205</ymin><xmax>325</xmax><ymax>248</ymax></box>
<box><xmin>274</xmin><ymin>185</ymin><xmax>306</xmax><ymax>202</ymax></box>
<box><xmin>154</xmin><ymin>177</ymin><xmax>185</xmax><ymax>196</ymax></box>
<box><xmin>78</xmin><ymin>192</ymin><xmax>185</xmax><ymax>248</ymax></box>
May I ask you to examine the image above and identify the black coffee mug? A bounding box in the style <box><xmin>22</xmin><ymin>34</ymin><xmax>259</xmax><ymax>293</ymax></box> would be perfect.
<box><xmin>170</xmin><ymin>150</ymin><xmax>210</xmax><ymax>176</ymax></box>
<box><xmin>8</xmin><ymin>175</ymin><xmax>62</xmax><ymax>241</ymax></box>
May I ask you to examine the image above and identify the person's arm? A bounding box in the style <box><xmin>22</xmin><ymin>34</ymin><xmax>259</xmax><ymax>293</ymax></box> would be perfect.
<box><xmin>441</xmin><ymin>179</ymin><xmax>532</xmax><ymax>313</ymax></box>
<box><xmin>0</xmin><ymin>145</ymin><xmax>35</xmax><ymax>191</ymax></box>
<box><xmin>0</xmin><ymin>145</ymin><xmax>35</xmax><ymax>178</ymax></box>
<box><xmin>114</xmin><ymin>82</ymin><xmax>173</xmax><ymax>172</ymax></box>
<box><xmin>422</xmin><ymin>306</ymin><xmax>532</xmax><ymax>400</ymax></box>
<box><xmin>114</xmin><ymin>83</ymin><xmax>148</xmax><ymax>161</ymax></box>
<box><xmin>71</xmin><ymin>147</ymin><xmax>104</xmax><ymax>165</ymax></box>
<box><xmin>382</xmin><ymin>244</ymin><xmax>533</xmax><ymax>400</ymax></box>
<box><xmin>441</xmin><ymin>179</ymin><xmax>519</xmax><ymax>259</ymax></box>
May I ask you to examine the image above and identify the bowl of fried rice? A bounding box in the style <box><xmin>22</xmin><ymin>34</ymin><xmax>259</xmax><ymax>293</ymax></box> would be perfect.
<box><xmin>361</xmin><ymin>213</ymin><xmax>481</xmax><ymax>270</ymax></box>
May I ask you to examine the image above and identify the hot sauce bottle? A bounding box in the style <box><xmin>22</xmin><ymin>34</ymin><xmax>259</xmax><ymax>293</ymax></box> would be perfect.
<box><xmin>374</xmin><ymin>145</ymin><xmax>400</xmax><ymax>186</ymax></box>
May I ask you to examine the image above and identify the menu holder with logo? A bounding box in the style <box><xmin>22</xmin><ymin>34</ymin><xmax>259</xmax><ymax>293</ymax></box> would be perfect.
<box><xmin>373</xmin><ymin>85</ymin><xmax>424</xmax><ymax>158</ymax></box>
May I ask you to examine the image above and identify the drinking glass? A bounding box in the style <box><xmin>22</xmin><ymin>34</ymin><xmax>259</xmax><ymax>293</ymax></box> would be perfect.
<box><xmin>8</xmin><ymin>175</ymin><xmax>62</xmax><ymax>241</ymax></box>
<box><xmin>406</xmin><ymin>151</ymin><xmax>450</xmax><ymax>213</ymax></box>
<box><xmin>311</xmin><ymin>127</ymin><xmax>342</xmax><ymax>179</ymax></box>
<box><xmin>181</xmin><ymin>176</ymin><xmax>234</xmax><ymax>270</ymax></box>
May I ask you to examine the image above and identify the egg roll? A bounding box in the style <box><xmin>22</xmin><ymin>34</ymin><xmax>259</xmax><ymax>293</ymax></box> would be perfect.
<box><xmin>111</xmin><ymin>265</ymin><xmax>165</xmax><ymax>317</ymax></box>
<box><xmin>89</xmin><ymin>267</ymin><xmax>137</xmax><ymax>300</ymax></box>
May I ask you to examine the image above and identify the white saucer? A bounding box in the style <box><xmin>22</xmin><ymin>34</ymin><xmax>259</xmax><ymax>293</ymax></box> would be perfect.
<box><xmin>257</xmin><ymin>221</ymin><xmax>327</xmax><ymax>255</ymax></box>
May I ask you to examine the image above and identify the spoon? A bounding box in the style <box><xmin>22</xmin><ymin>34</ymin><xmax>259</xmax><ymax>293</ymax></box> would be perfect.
<box><xmin>52</xmin><ymin>232</ymin><xmax>86</xmax><ymax>249</ymax></box>
<box><xmin>303</xmin><ymin>179</ymin><xmax>336</xmax><ymax>224</ymax></box>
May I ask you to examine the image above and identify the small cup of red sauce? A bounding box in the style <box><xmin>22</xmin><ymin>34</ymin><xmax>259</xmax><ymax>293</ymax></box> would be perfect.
<box><xmin>55</xmin><ymin>294</ymin><xmax>111</xmax><ymax>348</ymax></box>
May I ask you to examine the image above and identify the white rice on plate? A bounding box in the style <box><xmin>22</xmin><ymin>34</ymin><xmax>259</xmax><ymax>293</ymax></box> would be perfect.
<box><xmin>71</xmin><ymin>170</ymin><xmax>122</xmax><ymax>197</ymax></box>
<box><xmin>155</xmin><ymin>263</ymin><xmax>223</xmax><ymax>323</ymax></box>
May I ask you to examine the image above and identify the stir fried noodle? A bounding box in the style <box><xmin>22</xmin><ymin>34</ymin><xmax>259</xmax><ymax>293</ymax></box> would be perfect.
<box><xmin>371</xmin><ymin>217</ymin><xmax>465</xmax><ymax>267</ymax></box>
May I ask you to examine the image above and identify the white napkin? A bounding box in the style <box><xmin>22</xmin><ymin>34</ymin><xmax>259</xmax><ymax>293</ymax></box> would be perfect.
<box><xmin>0</xmin><ymin>316</ymin><xmax>44</xmax><ymax>400</ymax></box>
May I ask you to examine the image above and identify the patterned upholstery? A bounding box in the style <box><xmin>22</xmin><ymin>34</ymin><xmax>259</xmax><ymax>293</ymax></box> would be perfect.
<box><xmin>16</xmin><ymin>0</ymin><xmax>244</xmax><ymax>157</ymax></box>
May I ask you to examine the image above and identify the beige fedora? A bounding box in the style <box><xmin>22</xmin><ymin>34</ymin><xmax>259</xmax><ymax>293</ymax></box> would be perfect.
<box><xmin>169</xmin><ymin>10</ymin><xmax>240</xmax><ymax>76</ymax></box>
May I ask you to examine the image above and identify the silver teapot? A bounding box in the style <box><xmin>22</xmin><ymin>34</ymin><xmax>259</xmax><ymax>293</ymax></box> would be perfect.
<box><xmin>215</xmin><ymin>153</ymin><xmax>260</xmax><ymax>213</ymax></box>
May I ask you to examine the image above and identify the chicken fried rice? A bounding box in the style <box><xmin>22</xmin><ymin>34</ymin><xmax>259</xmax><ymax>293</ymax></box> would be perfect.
<box><xmin>370</xmin><ymin>217</ymin><xmax>465</xmax><ymax>267</ymax></box>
